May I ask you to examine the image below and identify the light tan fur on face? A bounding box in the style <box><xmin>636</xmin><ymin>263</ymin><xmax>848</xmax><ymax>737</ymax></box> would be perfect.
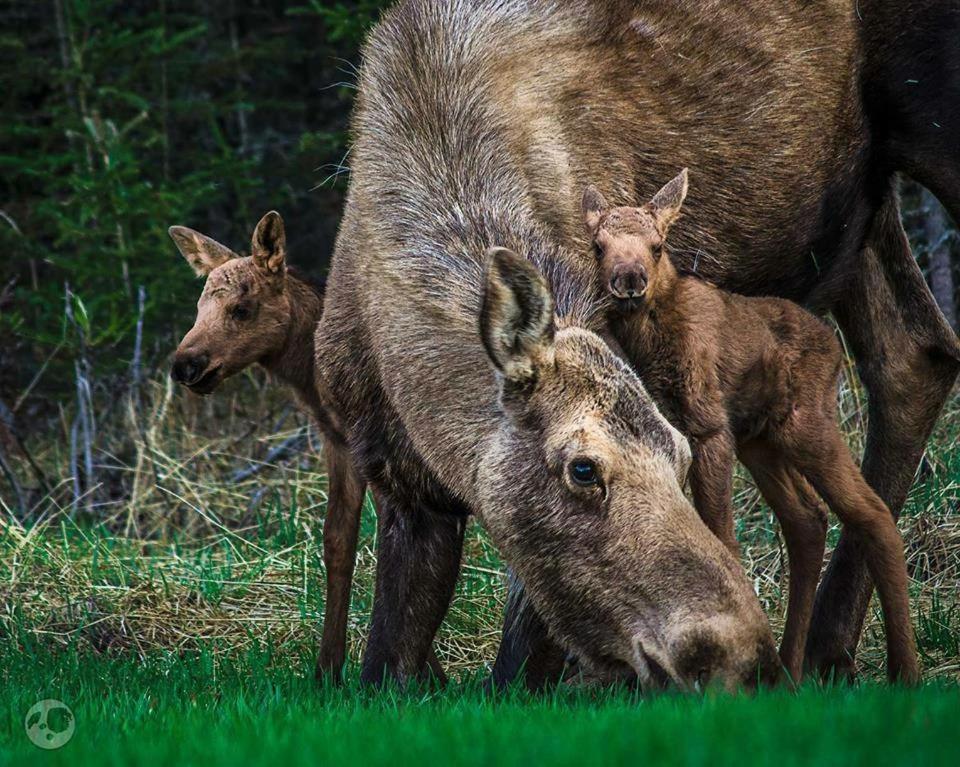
<box><xmin>582</xmin><ymin>170</ymin><xmax>688</xmax><ymax>307</ymax></box>
<box><xmin>170</xmin><ymin>212</ymin><xmax>315</xmax><ymax>396</ymax></box>
<box><xmin>474</xmin><ymin>249</ymin><xmax>777</xmax><ymax>691</ymax></box>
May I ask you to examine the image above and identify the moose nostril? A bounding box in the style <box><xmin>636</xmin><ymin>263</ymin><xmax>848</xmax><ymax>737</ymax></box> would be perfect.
<box><xmin>610</xmin><ymin>271</ymin><xmax>647</xmax><ymax>299</ymax></box>
<box><xmin>695</xmin><ymin>668</ymin><xmax>710</xmax><ymax>691</ymax></box>
<box><xmin>171</xmin><ymin>360</ymin><xmax>190</xmax><ymax>384</ymax></box>
<box><xmin>610</xmin><ymin>274</ymin><xmax>630</xmax><ymax>298</ymax></box>
<box><xmin>172</xmin><ymin>354</ymin><xmax>208</xmax><ymax>385</ymax></box>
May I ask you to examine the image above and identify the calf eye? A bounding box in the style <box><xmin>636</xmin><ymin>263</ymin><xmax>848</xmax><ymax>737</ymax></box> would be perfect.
<box><xmin>592</xmin><ymin>242</ymin><xmax>604</xmax><ymax>261</ymax></box>
<box><xmin>231</xmin><ymin>302</ymin><xmax>253</xmax><ymax>321</ymax></box>
<box><xmin>569</xmin><ymin>459</ymin><xmax>600</xmax><ymax>487</ymax></box>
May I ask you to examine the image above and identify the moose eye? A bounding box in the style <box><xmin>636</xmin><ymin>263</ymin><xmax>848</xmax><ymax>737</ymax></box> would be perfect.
<box><xmin>592</xmin><ymin>241</ymin><xmax>604</xmax><ymax>261</ymax></box>
<box><xmin>230</xmin><ymin>303</ymin><xmax>253</xmax><ymax>321</ymax></box>
<box><xmin>569</xmin><ymin>459</ymin><xmax>601</xmax><ymax>487</ymax></box>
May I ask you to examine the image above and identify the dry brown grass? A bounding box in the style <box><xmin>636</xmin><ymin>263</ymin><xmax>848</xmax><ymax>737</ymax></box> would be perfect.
<box><xmin>1</xmin><ymin>359</ymin><xmax>958</xmax><ymax>681</ymax></box>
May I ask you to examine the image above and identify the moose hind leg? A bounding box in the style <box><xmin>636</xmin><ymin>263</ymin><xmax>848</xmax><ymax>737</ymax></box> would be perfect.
<box><xmin>489</xmin><ymin>571</ymin><xmax>567</xmax><ymax>691</ymax></box>
<box><xmin>740</xmin><ymin>445</ymin><xmax>827</xmax><ymax>684</ymax></box>
<box><xmin>360</xmin><ymin>493</ymin><xmax>465</xmax><ymax>686</ymax></box>
<box><xmin>807</xmin><ymin>192</ymin><xmax>959</xmax><ymax>680</ymax></box>
<box><xmin>316</xmin><ymin>441</ymin><xmax>366</xmax><ymax>681</ymax></box>
<box><xmin>798</xmin><ymin>430</ymin><xmax>919</xmax><ymax>683</ymax></box>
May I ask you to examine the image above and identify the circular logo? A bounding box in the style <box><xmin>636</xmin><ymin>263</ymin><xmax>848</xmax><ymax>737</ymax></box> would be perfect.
<box><xmin>24</xmin><ymin>699</ymin><xmax>75</xmax><ymax>750</ymax></box>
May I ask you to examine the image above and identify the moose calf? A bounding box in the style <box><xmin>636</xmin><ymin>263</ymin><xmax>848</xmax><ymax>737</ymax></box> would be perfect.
<box><xmin>169</xmin><ymin>212</ymin><xmax>444</xmax><ymax>684</ymax></box>
<box><xmin>582</xmin><ymin>171</ymin><xmax>919</xmax><ymax>684</ymax></box>
<box><xmin>169</xmin><ymin>212</ymin><xmax>364</xmax><ymax>680</ymax></box>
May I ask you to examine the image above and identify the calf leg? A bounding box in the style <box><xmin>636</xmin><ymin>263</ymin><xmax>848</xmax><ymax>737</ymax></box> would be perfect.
<box><xmin>807</xmin><ymin>192</ymin><xmax>960</xmax><ymax>679</ymax></box>
<box><xmin>740</xmin><ymin>445</ymin><xmax>827</xmax><ymax>683</ymax></box>
<box><xmin>360</xmin><ymin>494</ymin><xmax>465</xmax><ymax>686</ymax></box>
<box><xmin>489</xmin><ymin>573</ymin><xmax>567</xmax><ymax>691</ymax></box>
<box><xmin>796</xmin><ymin>430</ymin><xmax>919</xmax><ymax>683</ymax></box>
<box><xmin>315</xmin><ymin>440</ymin><xmax>366</xmax><ymax>681</ymax></box>
<box><xmin>689</xmin><ymin>430</ymin><xmax>739</xmax><ymax>555</ymax></box>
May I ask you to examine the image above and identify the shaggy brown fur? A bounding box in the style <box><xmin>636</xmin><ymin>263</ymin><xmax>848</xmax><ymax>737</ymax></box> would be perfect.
<box><xmin>351</xmin><ymin>241</ymin><xmax>780</xmax><ymax>690</ymax></box>
<box><xmin>170</xmin><ymin>213</ymin><xmax>447</xmax><ymax>684</ymax></box>
<box><xmin>317</xmin><ymin>0</ymin><xmax>959</xmax><ymax>687</ymax></box>
<box><xmin>584</xmin><ymin>170</ymin><xmax>919</xmax><ymax>683</ymax></box>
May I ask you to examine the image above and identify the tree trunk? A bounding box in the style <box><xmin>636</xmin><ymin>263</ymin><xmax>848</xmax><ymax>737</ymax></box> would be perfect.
<box><xmin>923</xmin><ymin>188</ymin><xmax>957</xmax><ymax>332</ymax></box>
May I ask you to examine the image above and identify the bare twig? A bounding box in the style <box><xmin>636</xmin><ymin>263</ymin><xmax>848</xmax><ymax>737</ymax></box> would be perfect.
<box><xmin>130</xmin><ymin>285</ymin><xmax>147</xmax><ymax>394</ymax></box>
<box><xmin>64</xmin><ymin>283</ymin><xmax>96</xmax><ymax>516</ymax></box>
<box><xmin>923</xmin><ymin>188</ymin><xmax>957</xmax><ymax>331</ymax></box>
<box><xmin>229</xmin><ymin>431</ymin><xmax>308</xmax><ymax>483</ymax></box>
<box><xmin>0</xmin><ymin>209</ymin><xmax>21</xmax><ymax>234</ymax></box>
<box><xmin>0</xmin><ymin>397</ymin><xmax>51</xmax><ymax>495</ymax></box>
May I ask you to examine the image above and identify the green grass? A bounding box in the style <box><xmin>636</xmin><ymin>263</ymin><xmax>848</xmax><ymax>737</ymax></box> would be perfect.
<box><xmin>2</xmin><ymin>375</ymin><xmax>959</xmax><ymax>765</ymax></box>
<box><xmin>1</xmin><ymin>646</ymin><xmax>958</xmax><ymax>767</ymax></box>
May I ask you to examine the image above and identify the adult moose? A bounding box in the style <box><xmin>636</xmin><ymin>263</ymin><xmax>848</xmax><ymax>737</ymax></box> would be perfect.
<box><xmin>318</xmin><ymin>0</ymin><xmax>959</xmax><ymax>687</ymax></box>
<box><xmin>315</xmin><ymin>5</ymin><xmax>790</xmax><ymax>687</ymax></box>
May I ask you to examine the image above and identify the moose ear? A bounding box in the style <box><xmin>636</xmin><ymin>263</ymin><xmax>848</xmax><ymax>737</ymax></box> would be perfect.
<box><xmin>648</xmin><ymin>168</ymin><xmax>689</xmax><ymax>232</ymax></box>
<box><xmin>581</xmin><ymin>185</ymin><xmax>608</xmax><ymax>236</ymax></box>
<box><xmin>480</xmin><ymin>247</ymin><xmax>555</xmax><ymax>384</ymax></box>
<box><xmin>169</xmin><ymin>226</ymin><xmax>236</xmax><ymax>277</ymax></box>
<box><xmin>251</xmin><ymin>211</ymin><xmax>286</xmax><ymax>275</ymax></box>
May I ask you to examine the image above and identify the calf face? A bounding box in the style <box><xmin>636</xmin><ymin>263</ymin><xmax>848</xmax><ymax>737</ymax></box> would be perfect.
<box><xmin>582</xmin><ymin>169</ymin><xmax>688</xmax><ymax>311</ymax></box>
<box><xmin>477</xmin><ymin>248</ymin><xmax>778</xmax><ymax>691</ymax></box>
<box><xmin>169</xmin><ymin>212</ymin><xmax>292</xmax><ymax>394</ymax></box>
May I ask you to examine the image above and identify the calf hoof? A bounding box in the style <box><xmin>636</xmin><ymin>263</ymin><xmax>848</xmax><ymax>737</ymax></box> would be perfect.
<box><xmin>314</xmin><ymin>651</ymin><xmax>346</xmax><ymax>687</ymax></box>
<box><xmin>804</xmin><ymin>643</ymin><xmax>857</xmax><ymax>684</ymax></box>
<box><xmin>888</xmin><ymin>656</ymin><xmax>921</xmax><ymax>686</ymax></box>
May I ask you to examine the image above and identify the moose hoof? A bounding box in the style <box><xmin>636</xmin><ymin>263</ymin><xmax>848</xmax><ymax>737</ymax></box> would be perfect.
<box><xmin>314</xmin><ymin>653</ymin><xmax>346</xmax><ymax>687</ymax></box>
<box><xmin>805</xmin><ymin>645</ymin><xmax>857</xmax><ymax>684</ymax></box>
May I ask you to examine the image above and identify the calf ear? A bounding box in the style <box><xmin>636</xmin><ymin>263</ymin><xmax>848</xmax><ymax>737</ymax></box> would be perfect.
<box><xmin>649</xmin><ymin>168</ymin><xmax>689</xmax><ymax>232</ymax></box>
<box><xmin>169</xmin><ymin>226</ymin><xmax>236</xmax><ymax>277</ymax></box>
<box><xmin>251</xmin><ymin>211</ymin><xmax>286</xmax><ymax>275</ymax></box>
<box><xmin>480</xmin><ymin>247</ymin><xmax>555</xmax><ymax>384</ymax></box>
<box><xmin>581</xmin><ymin>185</ymin><xmax>608</xmax><ymax>236</ymax></box>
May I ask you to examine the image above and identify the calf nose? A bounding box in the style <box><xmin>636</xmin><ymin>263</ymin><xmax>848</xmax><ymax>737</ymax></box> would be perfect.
<box><xmin>609</xmin><ymin>268</ymin><xmax>647</xmax><ymax>299</ymax></box>
<box><xmin>171</xmin><ymin>353</ymin><xmax>209</xmax><ymax>386</ymax></box>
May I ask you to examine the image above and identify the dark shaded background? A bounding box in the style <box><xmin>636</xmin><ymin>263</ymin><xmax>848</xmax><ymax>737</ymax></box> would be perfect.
<box><xmin>1</xmin><ymin>0</ymin><xmax>391</xmax><ymax>404</ymax></box>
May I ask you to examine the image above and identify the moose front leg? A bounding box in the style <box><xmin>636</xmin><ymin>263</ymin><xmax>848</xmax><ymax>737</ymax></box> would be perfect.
<box><xmin>489</xmin><ymin>572</ymin><xmax>567</xmax><ymax>691</ymax></box>
<box><xmin>315</xmin><ymin>440</ymin><xmax>366</xmax><ymax>682</ymax></box>
<box><xmin>360</xmin><ymin>494</ymin><xmax>465</xmax><ymax>686</ymax></box>
<box><xmin>739</xmin><ymin>445</ymin><xmax>827</xmax><ymax>684</ymax></box>
<box><xmin>806</xmin><ymin>192</ymin><xmax>960</xmax><ymax>680</ymax></box>
<box><xmin>689</xmin><ymin>430</ymin><xmax>739</xmax><ymax>556</ymax></box>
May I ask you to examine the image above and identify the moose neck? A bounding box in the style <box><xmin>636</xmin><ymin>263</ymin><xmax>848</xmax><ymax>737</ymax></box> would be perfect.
<box><xmin>614</xmin><ymin>251</ymin><xmax>695</xmax><ymax>363</ymax></box>
<box><xmin>643</xmin><ymin>252</ymin><xmax>682</xmax><ymax>321</ymax></box>
<box><xmin>262</xmin><ymin>273</ymin><xmax>325</xmax><ymax>419</ymax></box>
